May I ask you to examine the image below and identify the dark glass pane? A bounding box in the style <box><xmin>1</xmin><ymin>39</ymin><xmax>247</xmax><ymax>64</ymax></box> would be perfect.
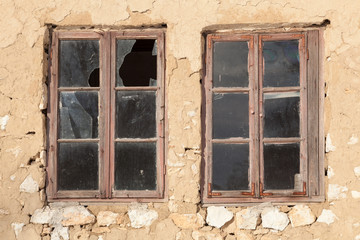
<box><xmin>58</xmin><ymin>142</ymin><xmax>98</xmax><ymax>190</ymax></box>
<box><xmin>263</xmin><ymin>92</ymin><xmax>300</xmax><ymax>138</ymax></box>
<box><xmin>59</xmin><ymin>40</ymin><xmax>100</xmax><ymax>87</ymax></box>
<box><xmin>213</xmin><ymin>93</ymin><xmax>249</xmax><ymax>139</ymax></box>
<box><xmin>212</xmin><ymin>143</ymin><xmax>249</xmax><ymax>191</ymax></box>
<box><xmin>116</xmin><ymin>39</ymin><xmax>157</xmax><ymax>87</ymax></box>
<box><xmin>263</xmin><ymin>40</ymin><xmax>299</xmax><ymax>87</ymax></box>
<box><xmin>115</xmin><ymin>142</ymin><xmax>156</xmax><ymax>190</ymax></box>
<box><xmin>264</xmin><ymin>143</ymin><xmax>300</xmax><ymax>190</ymax></box>
<box><xmin>213</xmin><ymin>41</ymin><xmax>249</xmax><ymax>88</ymax></box>
<box><xmin>59</xmin><ymin>91</ymin><xmax>98</xmax><ymax>139</ymax></box>
<box><xmin>116</xmin><ymin>91</ymin><xmax>156</xmax><ymax>138</ymax></box>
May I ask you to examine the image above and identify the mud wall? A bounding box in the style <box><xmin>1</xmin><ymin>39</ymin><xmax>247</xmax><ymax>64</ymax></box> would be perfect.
<box><xmin>1</xmin><ymin>0</ymin><xmax>360</xmax><ymax>239</ymax></box>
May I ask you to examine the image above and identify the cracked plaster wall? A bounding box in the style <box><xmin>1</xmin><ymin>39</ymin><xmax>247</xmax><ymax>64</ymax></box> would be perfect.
<box><xmin>1</xmin><ymin>0</ymin><xmax>360</xmax><ymax>239</ymax></box>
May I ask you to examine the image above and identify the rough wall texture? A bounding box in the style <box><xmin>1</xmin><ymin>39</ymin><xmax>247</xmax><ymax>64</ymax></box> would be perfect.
<box><xmin>1</xmin><ymin>0</ymin><xmax>360</xmax><ymax>239</ymax></box>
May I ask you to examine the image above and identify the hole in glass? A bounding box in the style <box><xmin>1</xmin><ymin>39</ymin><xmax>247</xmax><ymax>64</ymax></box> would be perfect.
<box><xmin>118</xmin><ymin>39</ymin><xmax>157</xmax><ymax>86</ymax></box>
<box><xmin>88</xmin><ymin>68</ymin><xmax>99</xmax><ymax>87</ymax></box>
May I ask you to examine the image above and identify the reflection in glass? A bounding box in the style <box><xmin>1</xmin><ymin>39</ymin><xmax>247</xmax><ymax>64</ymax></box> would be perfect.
<box><xmin>263</xmin><ymin>40</ymin><xmax>299</xmax><ymax>87</ymax></box>
<box><xmin>115</xmin><ymin>142</ymin><xmax>156</xmax><ymax>190</ymax></box>
<box><xmin>117</xmin><ymin>39</ymin><xmax>157</xmax><ymax>86</ymax></box>
<box><xmin>58</xmin><ymin>142</ymin><xmax>98</xmax><ymax>190</ymax></box>
<box><xmin>212</xmin><ymin>143</ymin><xmax>249</xmax><ymax>191</ymax></box>
<box><xmin>264</xmin><ymin>143</ymin><xmax>300</xmax><ymax>190</ymax></box>
<box><xmin>59</xmin><ymin>91</ymin><xmax>99</xmax><ymax>139</ymax></box>
<box><xmin>212</xmin><ymin>93</ymin><xmax>249</xmax><ymax>139</ymax></box>
<box><xmin>213</xmin><ymin>41</ymin><xmax>249</xmax><ymax>88</ymax></box>
<box><xmin>116</xmin><ymin>91</ymin><xmax>156</xmax><ymax>138</ymax></box>
<box><xmin>263</xmin><ymin>92</ymin><xmax>300</xmax><ymax>138</ymax></box>
<box><xmin>59</xmin><ymin>40</ymin><xmax>100</xmax><ymax>87</ymax></box>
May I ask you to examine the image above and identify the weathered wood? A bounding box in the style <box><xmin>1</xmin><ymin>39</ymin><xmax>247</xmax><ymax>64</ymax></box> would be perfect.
<box><xmin>307</xmin><ymin>30</ymin><xmax>320</xmax><ymax>197</ymax></box>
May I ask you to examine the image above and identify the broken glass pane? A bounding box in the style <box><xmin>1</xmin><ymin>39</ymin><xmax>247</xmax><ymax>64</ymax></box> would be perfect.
<box><xmin>263</xmin><ymin>40</ymin><xmax>299</xmax><ymax>87</ymax></box>
<box><xmin>116</xmin><ymin>39</ymin><xmax>157</xmax><ymax>87</ymax></box>
<box><xmin>59</xmin><ymin>91</ymin><xmax>98</xmax><ymax>139</ymax></box>
<box><xmin>263</xmin><ymin>143</ymin><xmax>300</xmax><ymax>190</ymax></box>
<box><xmin>263</xmin><ymin>92</ymin><xmax>300</xmax><ymax>138</ymax></box>
<box><xmin>213</xmin><ymin>41</ymin><xmax>249</xmax><ymax>88</ymax></box>
<box><xmin>58</xmin><ymin>142</ymin><xmax>98</xmax><ymax>190</ymax></box>
<box><xmin>114</xmin><ymin>142</ymin><xmax>156</xmax><ymax>190</ymax></box>
<box><xmin>116</xmin><ymin>91</ymin><xmax>156</xmax><ymax>138</ymax></box>
<box><xmin>212</xmin><ymin>143</ymin><xmax>249</xmax><ymax>191</ymax></box>
<box><xmin>59</xmin><ymin>40</ymin><xmax>99</xmax><ymax>87</ymax></box>
<box><xmin>212</xmin><ymin>93</ymin><xmax>249</xmax><ymax>139</ymax></box>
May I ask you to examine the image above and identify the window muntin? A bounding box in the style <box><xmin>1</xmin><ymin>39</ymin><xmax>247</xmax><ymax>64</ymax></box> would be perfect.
<box><xmin>47</xmin><ymin>30</ymin><xmax>165</xmax><ymax>201</ymax></box>
<box><xmin>203</xmin><ymin>31</ymin><xmax>323</xmax><ymax>203</ymax></box>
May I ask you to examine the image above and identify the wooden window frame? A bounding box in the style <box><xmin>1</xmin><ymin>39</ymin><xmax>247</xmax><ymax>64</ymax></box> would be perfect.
<box><xmin>202</xmin><ymin>29</ymin><xmax>324</xmax><ymax>204</ymax></box>
<box><xmin>47</xmin><ymin>29</ymin><xmax>166</xmax><ymax>202</ymax></box>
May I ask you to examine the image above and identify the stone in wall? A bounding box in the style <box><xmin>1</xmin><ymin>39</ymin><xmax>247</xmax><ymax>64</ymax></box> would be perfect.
<box><xmin>96</xmin><ymin>211</ymin><xmax>119</xmax><ymax>227</ymax></box>
<box><xmin>11</xmin><ymin>222</ymin><xmax>25</xmax><ymax>238</ymax></box>
<box><xmin>170</xmin><ymin>213</ymin><xmax>205</xmax><ymax>229</ymax></box>
<box><xmin>328</xmin><ymin>184</ymin><xmax>348</xmax><ymax>201</ymax></box>
<box><xmin>261</xmin><ymin>207</ymin><xmax>289</xmax><ymax>231</ymax></box>
<box><xmin>351</xmin><ymin>190</ymin><xmax>360</xmax><ymax>199</ymax></box>
<box><xmin>325</xmin><ymin>133</ymin><xmax>336</xmax><ymax>152</ymax></box>
<box><xmin>62</xmin><ymin>206</ymin><xmax>96</xmax><ymax>226</ymax></box>
<box><xmin>0</xmin><ymin>115</ymin><xmax>9</xmax><ymax>130</ymax></box>
<box><xmin>51</xmin><ymin>226</ymin><xmax>69</xmax><ymax>240</ymax></box>
<box><xmin>236</xmin><ymin>208</ymin><xmax>261</xmax><ymax>230</ymax></box>
<box><xmin>19</xmin><ymin>175</ymin><xmax>39</xmax><ymax>193</ymax></box>
<box><xmin>288</xmin><ymin>205</ymin><xmax>316</xmax><ymax>227</ymax></box>
<box><xmin>206</xmin><ymin>206</ymin><xmax>233</xmax><ymax>228</ymax></box>
<box><xmin>31</xmin><ymin>204</ymin><xmax>95</xmax><ymax>240</ymax></box>
<box><xmin>128</xmin><ymin>203</ymin><xmax>158</xmax><ymax>228</ymax></box>
<box><xmin>31</xmin><ymin>206</ymin><xmax>55</xmax><ymax>224</ymax></box>
<box><xmin>192</xmin><ymin>230</ymin><xmax>223</xmax><ymax>240</ymax></box>
<box><xmin>317</xmin><ymin>209</ymin><xmax>337</xmax><ymax>225</ymax></box>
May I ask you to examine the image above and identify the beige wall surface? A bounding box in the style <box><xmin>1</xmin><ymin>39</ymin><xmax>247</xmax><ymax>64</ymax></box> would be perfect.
<box><xmin>1</xmin><ymin>0</ymin><xmax>360</xmax><ymax>239</ymax></box>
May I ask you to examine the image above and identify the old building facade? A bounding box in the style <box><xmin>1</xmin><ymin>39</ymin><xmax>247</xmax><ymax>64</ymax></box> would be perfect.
<box><xmin>1</xmin><ymin>0</ymin><xmax>360</xmax><ymax>239</ymax></box>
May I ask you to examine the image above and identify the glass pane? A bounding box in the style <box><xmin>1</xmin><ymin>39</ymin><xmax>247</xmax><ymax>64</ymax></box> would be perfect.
<box><xmin>59</xmin><ymin>91</ymin><xmax>98</xmax><ymax>139</ymax></box>
<box><xmin>263</xmin><ymin>92</ymin><xmax>300</xmax><ymax>138</ymax></box>
<box><xmin>213</xmin><ymin>41</ymin><xmax>249</xmax><ymax>88</ymax></box>
<box><xmin>116</xmin><ymin>91</ymin><xmax>156</xmax><ymax>138</ymax></box>
<box><xmin>212</xmin><ymin>143</ymin><xmax>249</xmax><ymax>191</ymax></box>
<box><xmin>212</xmin><ymin>93</ymin><xmax>249</xmax><ymax>139</ymax></box>
<box><xmin>264</xmin><ymin>143</ymin><xmax>300</xmax><ymax>190</ymax></box>
<box><xmin>116</xmin><ymin>39</ymin><xmax>157</xmax><ymax>87</ymax></box>
<box><xmin>263</xmin><ymin>40</ymin><xmax>299</xmax><ymax>87</ymax></box>
<box><xmin>59</xmin><ymin>40</ymin><xmax>100</xmax><ymax>87</ymax></box>
<box><xmin>115</xmin><ymin>142</ymin><xmax>156</xmax><ymax>190</ymax></box>
<box><xmin>58</xmin><ymin>142</ymin><xmax>98</xmax><ymax>190</ymax></box>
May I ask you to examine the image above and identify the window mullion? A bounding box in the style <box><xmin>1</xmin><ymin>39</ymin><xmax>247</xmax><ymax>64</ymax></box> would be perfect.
<box><xmin>253</xmin><ymin>34</ymin><xmax>261</xmax><ymax>198</ymax></box>
<box><xmin>99</xmin><ymin>32</ymin><xmax>111</xmax><ymax>199</ymax></box>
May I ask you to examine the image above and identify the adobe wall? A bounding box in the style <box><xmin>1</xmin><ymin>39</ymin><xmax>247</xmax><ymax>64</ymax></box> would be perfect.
<box><xmin>1</xmin><ymin>0</ymin><xmax>360</xmax><ymax>239</ymax></box>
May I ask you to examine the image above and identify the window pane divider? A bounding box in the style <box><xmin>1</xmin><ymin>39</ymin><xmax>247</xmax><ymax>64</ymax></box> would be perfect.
<box><xmin>114</xmin><ymin>86</ymin><xmax>158</xmax><ymax>91</ymax></box>
<box><xmin>262</xmin><ymin>86</ymin><xmax>301</xmax><ymax>93</ymax></box>
<box><xmin>114</xmin><ymin>138</ymin><xmax>157</xmax><ymax>143</ymax></box>
<box><xmin>263</xmin><ymin>138</ymin><xmax>303</xmax><ymax>143</ymax></box>
<box><xmin>58</xmin><ymin>87</ymin><xmax>100</xmax><ymax>91</ymax></box>
<box><xmin>57</xmin><ymin>139</ymin><xmax>99</xmax><ymax>143</ymax></box>
<box><xmin>212</xmin><ymin>87</ymin><xmax>249</xmax><ymax>93</ymax></box>
<box><xmin>212</xmin><ymin>138</ymin><xmax>250</xmax><ymax>143</ymax></box>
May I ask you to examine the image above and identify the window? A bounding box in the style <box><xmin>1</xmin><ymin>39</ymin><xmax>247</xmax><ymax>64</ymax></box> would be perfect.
<box><xmin>203</xmin><ymin>30</ymin><xmax>324</xmax><ymax>204</ymax></box>
<box><xmin>47</xmin><ymin>30</ymin><xmax>165</xmax><ymax>201</ymax></box>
